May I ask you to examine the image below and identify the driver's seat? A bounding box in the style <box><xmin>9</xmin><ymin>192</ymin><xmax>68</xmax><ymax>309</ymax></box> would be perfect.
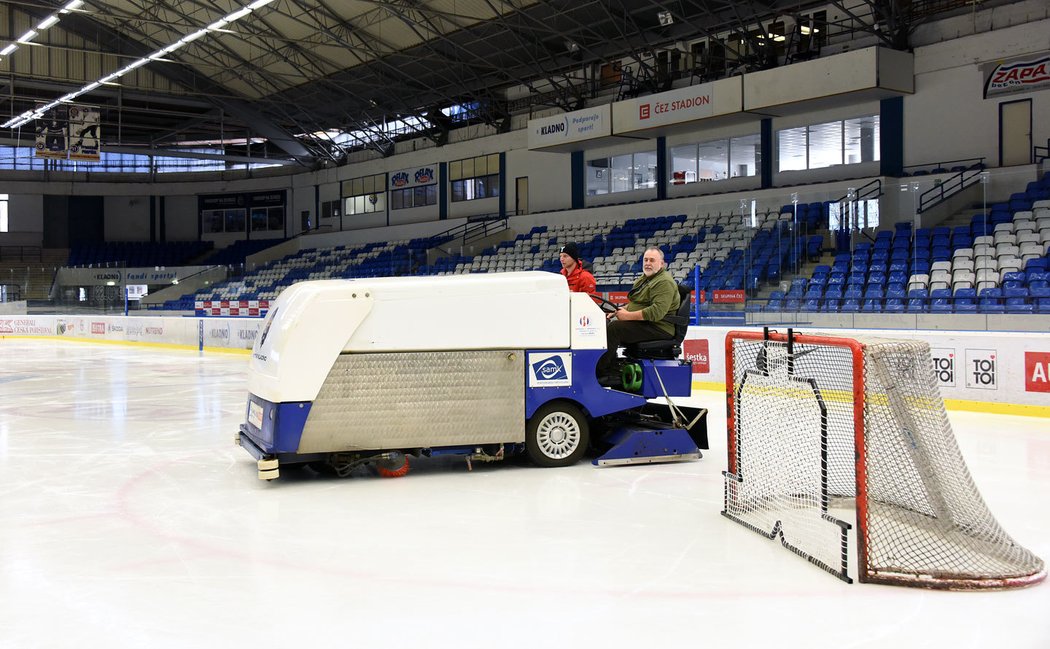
<box><xmin>624</xmin><ymin>284</ymin><xmax>692</xmax><ymax>360</ymax></box>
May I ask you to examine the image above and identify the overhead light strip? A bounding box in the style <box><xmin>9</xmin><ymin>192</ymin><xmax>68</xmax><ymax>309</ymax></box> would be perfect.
<box><xmin>0</xmin><ymin>0</ymin><xmax>83</xmax><ymax>64</ymax></box>
<box><xmin>2</xmin><ymin>0</ymin><xmax>276</xmax><ymax>129</ymax></box>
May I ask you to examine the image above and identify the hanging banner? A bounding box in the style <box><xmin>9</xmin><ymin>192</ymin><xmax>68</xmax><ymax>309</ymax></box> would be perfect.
<box><xmin>68</xmin><ymin>105</ymin><xmax>101</xmax><ymax>161</ymax></box>
<box><xmin>982</xmin><ymin>52</ymin><xmax>1050</xmax><ymax>98</ymax></box>
<box><xmin>389</xmin><ymin>164</ymin><xmax>437</xmax><ymax>190</ymax></box>
<box><xmin>34</xmin><ymin>105</ymin><xmax>69</xmax><ymax>159</ymax></box>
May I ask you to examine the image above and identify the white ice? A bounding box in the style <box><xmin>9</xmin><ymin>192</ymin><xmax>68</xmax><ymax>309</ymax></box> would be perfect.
<box><xmin>0</xmin><ymin>339</ymin><xmax>1047</xmax><ymax>648</ymax></box>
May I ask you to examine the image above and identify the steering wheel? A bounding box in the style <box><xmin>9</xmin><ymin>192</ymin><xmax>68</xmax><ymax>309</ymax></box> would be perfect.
<box><xmin>589</xmin><ymin>294</ymin><xmax>621</xmax><ymax>315</ymax></box>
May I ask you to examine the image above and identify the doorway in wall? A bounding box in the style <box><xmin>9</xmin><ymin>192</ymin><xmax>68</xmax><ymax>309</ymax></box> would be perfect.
<box><xmin>999</xmin><ymin>99</ymin><xmax>1032</xmax><ymax>167</ymax></box>
<box><xmin>515</xmin><ymin>177</ymin><xmax>529</xmax><ymax>215</ymax></box>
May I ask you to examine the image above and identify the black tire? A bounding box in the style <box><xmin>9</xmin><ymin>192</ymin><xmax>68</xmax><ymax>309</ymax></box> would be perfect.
<box><xmin>525</xmin><ymin>401</ymin><xmax>589</xmax><ymax>467</ymax></box>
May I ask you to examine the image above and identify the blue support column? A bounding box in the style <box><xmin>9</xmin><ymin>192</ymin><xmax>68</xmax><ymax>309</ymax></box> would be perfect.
<box><xmin>761</xmin><ymin>118</ymin><xmax>773</xmax><ymax>189</ymax></box>
<box><xmin>880</xmin><ymin>97</ymin><xmax>904</xmax><ymax>177</ymax></box>
<box><xmin>656</xmin><ymin>137</ymin><xmax>667</xmax><ymax>201</ymax></box>
<box><xmin>439</xmin><ymin>162</ymin><xmax>448</xmax><ymax>220</ymax></box>
<box><xmin>499</xmin><ymin>152</ymin><xmax>507</xmax><ymax>218</ymax></box>
<box><xmin>571</xmin><ymin>151</ymin><xmax>584</xmax><ymax>210</ymax></box>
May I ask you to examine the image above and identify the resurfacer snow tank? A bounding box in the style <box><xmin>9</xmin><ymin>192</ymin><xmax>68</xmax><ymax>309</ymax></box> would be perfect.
<box><xmin>237</xmin><ymin>271</ymin><xmax>707</xmax><ymax>479</ymax></box>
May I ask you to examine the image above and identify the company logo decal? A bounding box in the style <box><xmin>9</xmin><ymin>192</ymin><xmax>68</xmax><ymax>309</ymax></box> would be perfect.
<box><xmin>683</xmin><ymin>339</ymin><xmax>710</xmax><ymax>374</ymax></box>
<box><xmin>258</xmin><ymin>308</ymin><xmax>278</xmax><ymax>347</ymax></box>
<box><xmin>1025</xmin><ymin>351</ymin><xmax>1050</xmax><ymax>393</ymax></box>
<box><xmin>931</xmin><ymin>348</ymin><xmax>956</xmax><ymax>387</ymax></box>
<box><xmin>965</xmin><ymin>349</ymin><xmax>998</xmax><ymax>390</ymax></box>
<box><xmin>533</xmin><ymin>356</ymin><xmax>567</xmax><ymax>381</ymax></box>
<box><xmin>987</xmin><ymin>56</ymin><xmax>1050</xmax><ymax>94</ymax></box>
<box><xmin>528</xmin><ymin>352</ymin><xmax>572</xmax><ymax>387</ymax></box>
<box><xmin>414</xmin><ymin>167</ymin><xmax>435</xmax><ymax>183</ymax></box>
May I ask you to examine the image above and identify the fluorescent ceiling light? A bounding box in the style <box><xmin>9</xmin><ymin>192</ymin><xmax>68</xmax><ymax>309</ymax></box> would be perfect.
<box><xmin>37</xmin><ymin>16</ymin><xmax>60</xmax><ymax>30</ymax></box>
<box><xmin>3</xmin><ymin>1</ymin><xmax>276</xmax><ymax>129</ymax></box>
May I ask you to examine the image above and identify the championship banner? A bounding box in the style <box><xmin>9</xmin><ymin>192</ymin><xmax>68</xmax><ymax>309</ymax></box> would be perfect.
<box><xmin>68</xmin><ymin>105</ymin><xmax>101</xmax><ymax>161</ymax></box>
<box><xmin>34</xmin><ymin>105</ymin><xmax>69</xmax><ymax>159</ymax></box>
<box><xmin>983</xmin><ymin>52</ymin><xmax>1050</xmax><ymax>98</ymax></box>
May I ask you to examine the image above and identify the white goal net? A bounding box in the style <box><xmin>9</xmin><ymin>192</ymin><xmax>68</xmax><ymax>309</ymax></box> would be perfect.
<box><xmin>723</xmin><ymin>330</ymin><xmax>1045</xmax><ymax>589</ymax></box>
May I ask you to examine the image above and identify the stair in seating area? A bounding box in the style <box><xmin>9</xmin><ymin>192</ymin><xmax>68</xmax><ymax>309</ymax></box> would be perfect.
<box><xmin>0</xmin><ymin>248</ymin><xmax>67</xmax><ymax>300</ymax></box>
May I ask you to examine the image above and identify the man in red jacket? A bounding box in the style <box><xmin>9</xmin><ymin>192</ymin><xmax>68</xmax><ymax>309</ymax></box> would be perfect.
<box><xmin>559</xmin><ymin>242</ymin><xmax>596</xmax><ymax>294</ymax></box>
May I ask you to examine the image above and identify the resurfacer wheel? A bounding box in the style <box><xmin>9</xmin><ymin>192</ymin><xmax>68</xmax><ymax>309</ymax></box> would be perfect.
<box><xmin>526</xmin><ymin>401</ymin><xmax>589</xmax><ymax>468</ymax></box>
<box><xmin>257</xmin><ymin>458</ymin><xmax>279</xmax><ymax>481</ymax></box>
<box><xmin>376</xmin><ymin>453</ymin><xmax>410</xmax><ymax>478</ymax></box>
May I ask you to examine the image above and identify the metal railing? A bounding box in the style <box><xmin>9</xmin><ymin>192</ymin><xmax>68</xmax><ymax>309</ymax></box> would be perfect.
<box><xmin>917</xmin><ymin>166</ymin><xmax>986</xmax><ymax>214</ymax></box>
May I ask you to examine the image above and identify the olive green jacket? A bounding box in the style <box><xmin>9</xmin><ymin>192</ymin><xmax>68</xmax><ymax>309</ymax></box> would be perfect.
<box><xmin>626</xmin><ymin>268</ymin><xmax>680</xmax><ymax>337</ymax></box>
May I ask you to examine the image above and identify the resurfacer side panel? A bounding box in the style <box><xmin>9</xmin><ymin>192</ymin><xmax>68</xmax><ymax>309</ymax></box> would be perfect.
<box><xmin>296</xmin><ymin>350</ymin><xmax>526</xmax><ymax>453</ymax></box>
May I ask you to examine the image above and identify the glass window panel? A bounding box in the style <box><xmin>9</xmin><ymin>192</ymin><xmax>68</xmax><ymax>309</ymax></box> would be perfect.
<box><xmin>844</xmin><ymin>115</ymin><xmax>880</xmax><ymax>164</ymax></box>
<box><xmin>461</xmin><ymin>158</ymin><xmax>475</xmax><ymax>178</ymax></box>
<box><xmin>729</xmin><ymin>133</ymin><xmax>761</xmax><ymax>177</ymax></box>
<box><xmin>451</xmin><ymin>179</ymin><xmax>467</xmax><ymax>202</ymax></box>
<box><xmin>392</xmin><ymin>189</ymin><xmax>406</xmax><ymax>210</ymax></box>
<box><xmin>586</xmin><ymin>158</ymin><xmax>610</xmax><ymax>195</ymax></box>
<box><xmin>268</xmin><ymin>207</ymin><xmax>283</xmax><ymax>230</ymax></box>
<box><xmin>777</xmin><ymin>127</ymin><xmax>807</xmax><ymax>171</ymax></box>
<box><xmin>484</xmin><ymin>174</ymin><xmax>500</xmax><ymax>198</ymax></box>
<box><xmin>698</xmin><ymin>140</ymin><xmax>728</xmax><ymax>180</ymax></box>
<box><xmin>633</xmin><ymin>151</ymin><xmax>658</xmax><ymax>189</ymax></box>
<box><xmin>0</xmin><ymin>195</ymin><xmax>8</xmax><ymax>233</ymax></box>
<box><xmin>610</xmin><ymin>154</ymin><xmax>633</xmax><ymax>193</ymax></box>
<box><xmin>424</xmin><ymin>184</ymin><xmax>437</xmax><ymax>205</ymax></box>
<box><xmin>670</xmin><ymin>144</ymin><xmax>698</xmax><ymax>185</ymax></box>
<box><xmin>251</xmin><ymin>208</ymin><xmax>268</xmax><ymax>232</ymax></box>
<box><xmin>225</xmin><ymin>209</ymin><xmax>245</xmax><ymax>232</ymax></box>
<box><xmin>808</xmin><ymin>120</ymin><xmax>843</xmax><ymax>169</ymax></box>
<box><xmin>474</xmin><ymin>156</ymin><xmax>488</xmax><ymax>176</ymax></box>
<box><xmin>449</xmin><ymin>160</ymin><xmax>462</xmax><ymax>181</ymax></box>
<box><xmin>202</xmin><ymin>210</ymin><xmax>224</xmax><ymax>234</ymax></box>
<box><xmin>413</xmin><ymin>185</ymin><xmax>428</xmax><ymax>206</ymax></box>
<box><xmin>488</xmin><ymin>153</ymin><xmax>500</xmax><ymax>173</ymax></box>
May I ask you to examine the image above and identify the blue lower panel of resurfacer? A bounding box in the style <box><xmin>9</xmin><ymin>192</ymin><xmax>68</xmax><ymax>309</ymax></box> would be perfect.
<box><xmin>593</xmin><ymin>426</ymin><xmax>702</xmax><ymax>467</ymax></box>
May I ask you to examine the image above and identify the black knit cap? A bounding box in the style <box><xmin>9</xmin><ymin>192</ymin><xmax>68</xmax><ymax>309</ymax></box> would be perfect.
<box><xmin>560</xmin><ymin>242</ymin><xmax>580</xmax><ymax>262</ymax></box>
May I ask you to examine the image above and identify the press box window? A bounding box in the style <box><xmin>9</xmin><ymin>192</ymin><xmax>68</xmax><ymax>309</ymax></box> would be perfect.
<box><xmin>449</xmin><ymin>154</ymin><xmax>500</xmax><ymax>202</ymax></box>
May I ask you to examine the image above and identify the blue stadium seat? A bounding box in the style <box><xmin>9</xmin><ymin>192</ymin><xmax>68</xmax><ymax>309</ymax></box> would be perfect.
<box><xmin>930</xmin><ymin>288</ymin><xmax>953</xmax><ymax>313</ymax></box>
<box><xmin>1005</xmin><ymin>296</ymin><xmax>1033</xmax><ymax>314</ymax></box>
<box><xmin>978</xmin><ymin>287</ymin><xmax>1005</xmax><ymax>313</ymax></box>
<box><xmin>954</xmin><ymin>288</ymin><xmax>977</xmax><ymax>313</ymax></box>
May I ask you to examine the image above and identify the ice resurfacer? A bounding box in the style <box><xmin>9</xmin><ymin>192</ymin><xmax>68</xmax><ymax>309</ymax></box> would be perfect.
<box><xmin>237</xmin><ymin>271</ymin><xmax>707</xmax><ymax>479</ymax></box>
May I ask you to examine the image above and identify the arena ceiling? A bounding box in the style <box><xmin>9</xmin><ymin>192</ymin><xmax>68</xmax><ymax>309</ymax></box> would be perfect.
<box><xmin>0</xmin><ymin>0</ymin><xmax>938</xmax><ymax>168</ymax></box>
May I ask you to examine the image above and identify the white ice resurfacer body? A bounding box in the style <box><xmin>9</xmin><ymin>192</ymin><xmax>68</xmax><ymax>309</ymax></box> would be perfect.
<box><xmin>237</xmin><ymin>271</ymin><xmax>707</xmax><ymax>479</ymax></box>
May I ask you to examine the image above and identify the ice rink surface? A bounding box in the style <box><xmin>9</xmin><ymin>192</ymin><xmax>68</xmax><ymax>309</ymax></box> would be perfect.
<box><xmin>1</xmin><ymin>339</ymin><xmax>1048</xmax><ymax>648</ymax></box>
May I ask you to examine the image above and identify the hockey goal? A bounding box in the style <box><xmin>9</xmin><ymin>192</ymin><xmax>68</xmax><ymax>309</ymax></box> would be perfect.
<box><xmin>722</xmin><ymin>329</ymin><xmax>1045</xmax><ymax>589</ymax></box>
